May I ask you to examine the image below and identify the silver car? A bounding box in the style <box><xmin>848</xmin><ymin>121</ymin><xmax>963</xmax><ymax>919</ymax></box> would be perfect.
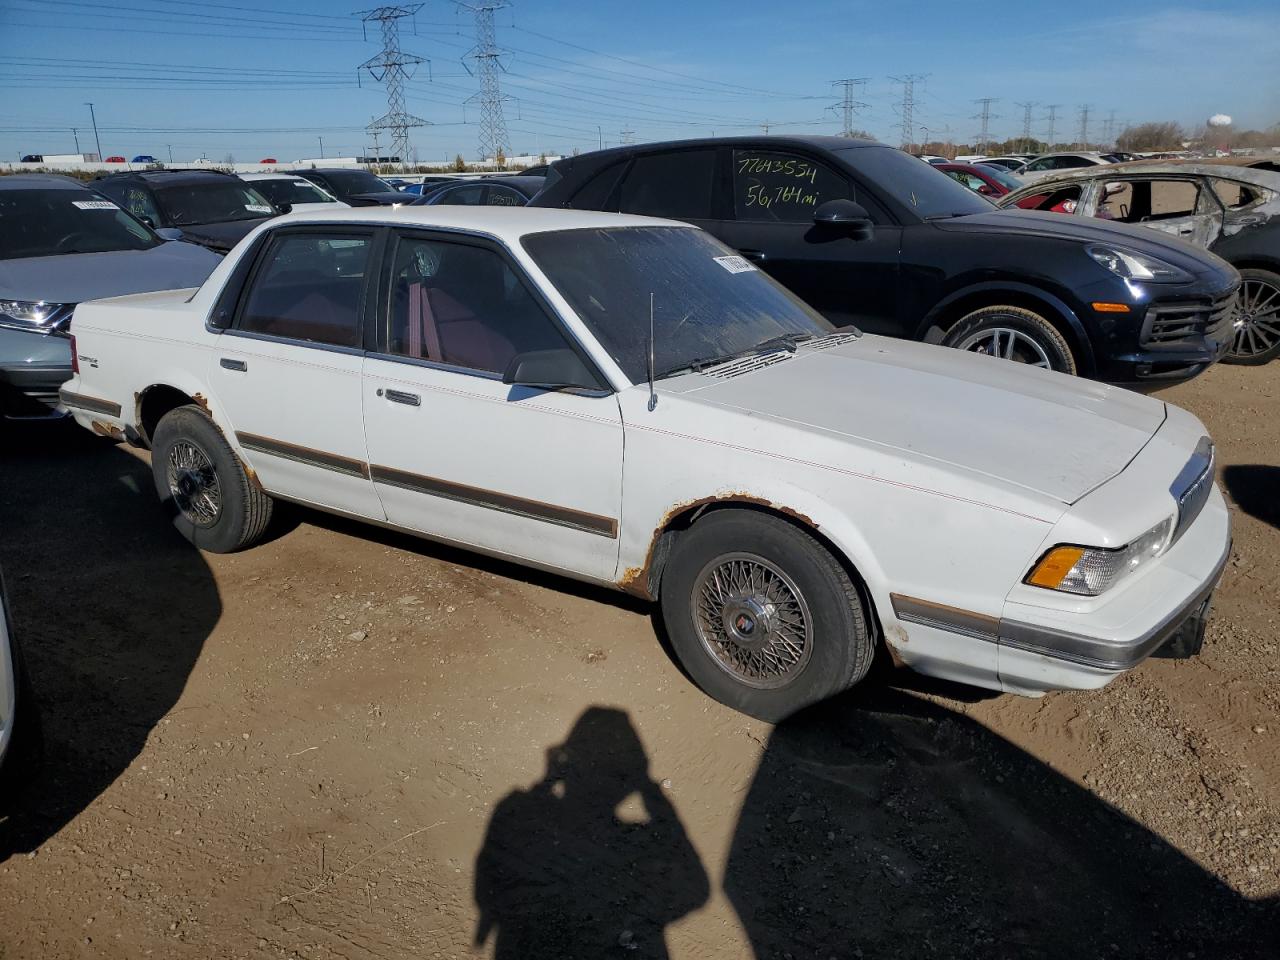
<box><xmin>1013</xmin><ymin>152</ymin><xmax>1114</xmax><ymax>182</ymax></box>
<box><xmin>0</xmin><ymin>175</ymin><xmax>221</xmax><ymax>419</ymax></box>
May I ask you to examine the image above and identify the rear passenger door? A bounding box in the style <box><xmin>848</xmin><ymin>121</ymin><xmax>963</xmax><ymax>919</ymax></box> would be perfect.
<box><xmin>613</xmin><ymin>148</ymin><xmax>727</xmax><ymax>238</ymax></box>
<box><xmin>716</xmin><ymin>147</ymin><xmax>903</xmax><ymax>333</ymax></box>
<box><xmin>211</xmin><ymin>227</ymin><xmax>384</xmax><ymax>519</ymax></box>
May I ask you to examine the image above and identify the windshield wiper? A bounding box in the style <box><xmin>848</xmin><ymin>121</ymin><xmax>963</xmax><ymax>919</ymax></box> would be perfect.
<box><xmin>752</xmin><ymin>332</ymin><xmax>814</xmax><ymax>353</ymax></box>
<box><xmin>655</xmin><ymin>333</ymin><xmax>815</xmax><ymax>381</ymax></box>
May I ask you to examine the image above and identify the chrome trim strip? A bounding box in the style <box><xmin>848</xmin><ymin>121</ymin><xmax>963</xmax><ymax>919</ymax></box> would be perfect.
<box><xmin>58</xmin><ymin>389</ymin><xmax>121</xmax><ymax>417</ymax></box>
<box><xmin>1169</xmin><ymin>436</ymin><xmax>1214</xmax><ymax>546</ymax></box>
<box><xmin>369</xmin><ymin>464</ymin><xmax>618</xmax><ymax>539</ymax></box>
<box><xmin>235</xmin><ymin>432</ymin><xmax>370</xmax><ymax>479</ymax></box>
<box><xmin>890</xmin><ymin>593</ymin><xmax>1000</xmax><ymax>643</ymax></box>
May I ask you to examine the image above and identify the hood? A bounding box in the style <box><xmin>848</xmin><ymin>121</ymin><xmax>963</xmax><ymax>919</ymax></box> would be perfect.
<box><xmin>933</xmin><ymin>209</ymin><xmax>1232</xmax><ymax>279</ymax></box>
<box><xmin>679</xmin><ymin>335</ymin><xmax>1166</xmax><ymax>505</ymax></box>
<box><xmin>177</xmin><ymin>218</ymin><xmax>272</xmax><ymax>252</ymax></box>
<box><xmin>0</xmin><ymin>242</ymin><xmax>221</xmax><ymax>304</ymax></box>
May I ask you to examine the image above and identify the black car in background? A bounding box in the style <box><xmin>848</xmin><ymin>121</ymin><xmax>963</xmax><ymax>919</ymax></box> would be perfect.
<box><xmin>532</xmin><ymin>136</ymin><xmax>1240</xmax><ymax>389</ymax></box>
<box><xmin>94</xmin><ymin>169</ymin><xmax>279</xmax><ymax>253</ymax></box>
<box><xmin>293</xmin><ymin>168</ymin><xmax>408</xmax><ymax>207</ymax></box>
<box><xmin>412</xmin><ymin>175</ymin><xmax>544</xmax><ymax>207</ymax></box>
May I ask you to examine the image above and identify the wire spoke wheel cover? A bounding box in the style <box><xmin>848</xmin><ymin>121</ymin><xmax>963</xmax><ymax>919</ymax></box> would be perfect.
<box><xmin>691</xmin><ymin>552</ymin><xmax>814</xmax><ymax>689</ymax></box>
<box><xmin>953</xmin><ymin>324</ymin><xmax>1053</xmax><ymax>367</ymax></box>
<box><xmin>1230</xmin><ymin>277</ymin><xmax>1280</xmax><ymax>359</ymax></box>
<box><xmin>166</xmin><ymin>440</ymin><xmax>222</xmax><ymax>528</ymax></box>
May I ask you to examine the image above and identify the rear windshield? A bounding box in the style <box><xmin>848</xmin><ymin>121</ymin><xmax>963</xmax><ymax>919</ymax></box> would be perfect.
<box><xmin>523</xmin><ymin>226</ymin><xmax>833</xmax><ymax>383</ymax></box>
<box><xmin>0</xmin><ymin>188</ymin><xmax>160</xmax><ymax>260</ymax></box>
<box><xmin>314</xmin><ymin>170</ymin><xmax>393</xmax><ymax>196</ymax></box>
<box><xmin>154</xmin><ymin>182</ymin><xmax>276</xmax><ymax>226</ymax></box>
<box><xmin>839</xmin><ymin>145</ymin><xmax>993</xmax><ymax>219</ymax></box>
<box><xmin>251</xmin><ymin>178</ymin><xmax>337</xmax><ymax>207</ymax></box>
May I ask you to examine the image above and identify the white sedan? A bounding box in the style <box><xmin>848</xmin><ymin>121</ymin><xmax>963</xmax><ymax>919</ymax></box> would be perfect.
<box><xmin>59</xmin><ymin>207</ymin><xmax>1230</xmax><ymax>721</ymax></box>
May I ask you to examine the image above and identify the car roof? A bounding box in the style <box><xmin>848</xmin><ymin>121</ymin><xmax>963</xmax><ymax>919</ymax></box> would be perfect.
<box><xmin>439</xmin><ymin>175</ymin><xmax>545</xmax><ymax>191</ymax></box>
<box><xmin>1006</xmin><ymin>162</ymin><xmax>1280</xmax><ymax>193</ymax></box>
<box><xmin>0</xmin><ymin>173</ymin><xmax>94</xmax><ymax>191</ymax></box>
<box><xmin>267</xmin><ymin>205</ymin><xmax>687</xmax><ymax>240</ymax></box>
<box><xmin>96</xmin><ymin>169</ymin><xmax>238</xmax><ymax>186</ymax></box>
<box><xmin>240</xmin><ymin>172</ymin><xmax>314</xmax><ymax>181</ymax></box>
<box><xmin>550</xmin><ymin>134</ymin><xmax>886</xmax><ymax>168</ymax></box>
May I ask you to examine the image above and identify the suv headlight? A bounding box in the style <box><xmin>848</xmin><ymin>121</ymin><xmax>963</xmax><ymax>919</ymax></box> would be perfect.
<box><xmin>0</xmin><ymin>300</ymin><xmax>73</xmax><ymax>333</ymax></box>
<box><xmin>1025</xmin><ymin>516</ymin><xmax>1175</xmax><ymax>596</ymax></box>
<box><xmin>1087</xmin><ymin>245</ymin><xmax>1191</xmax><ymax>283</ymax></box>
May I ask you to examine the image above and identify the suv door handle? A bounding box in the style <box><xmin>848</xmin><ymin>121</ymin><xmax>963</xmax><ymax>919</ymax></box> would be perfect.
<box><xmin>383</xmin><ymin>388</ymin><xmax>421</xmax><ymax>407</ymax></box>
<box><xmin>220</xmin><ymin>358</ymin><xmax>247</xmax><ymax>371</ymax></box>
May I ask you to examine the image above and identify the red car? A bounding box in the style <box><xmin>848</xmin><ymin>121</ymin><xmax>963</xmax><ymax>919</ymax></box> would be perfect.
<box><xmin>936</xmin><ymin>162</ymin><xmax>1021</xmax><ymax>198</ymax></box>
<box><xmin>104</xmin><ymin>156</ymin><xmax>126</xmax><ymax>163</ymax></box>
<box><xmin>259</xmin><ymin>158</ymin><xmax>277</xmax><ymax>164</ymax></box>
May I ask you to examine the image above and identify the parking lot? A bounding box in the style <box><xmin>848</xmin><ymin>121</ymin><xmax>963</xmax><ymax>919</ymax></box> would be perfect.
<box><xmin>0</xmin><ymin>358</ymin><xmax>1274</xmax><ymax>958</ymax></box>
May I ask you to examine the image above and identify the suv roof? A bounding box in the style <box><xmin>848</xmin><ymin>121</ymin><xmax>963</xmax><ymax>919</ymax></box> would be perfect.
<box><xmin>551</xmin><ymin>134</ymin><xmax>884</xmax><ymax>168</ymax></box>
<box><xmin>0</xmin><ymin>174</ymin><xmax>94</xmax><ymax>191</ymax></box>
<box><xmin>94</xmin><ymin>169</ymin><xmax>240</xmax><ymax>187</ymax></box>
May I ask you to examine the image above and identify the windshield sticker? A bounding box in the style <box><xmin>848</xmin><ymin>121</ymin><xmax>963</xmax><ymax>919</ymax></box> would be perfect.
<box><xmin>244</xmin><ymin>204</ymin><xmax>273</xmax><ymax>214</ymax></box>
<box><xmin>72</xmin><ymin>200</ymin><xmax>118</xmax><ymax>210</ymax></box>
<box><xmin>714</xmin><ymin>255</ymin><xmax>757</xmax><ymax>274</ymax></box>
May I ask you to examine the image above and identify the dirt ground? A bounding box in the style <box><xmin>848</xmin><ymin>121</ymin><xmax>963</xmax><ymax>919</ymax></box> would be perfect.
<box><xmin>1</xmin><ymin>361</ymin><xmax>1277</xmax><ymax>959</ymax></box>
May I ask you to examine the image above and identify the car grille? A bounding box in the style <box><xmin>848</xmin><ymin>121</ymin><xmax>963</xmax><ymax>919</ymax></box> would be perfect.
<box><xmin>1141</xmin><ymin>292</ymin><xmax>1237</xmax><ymax>348</ymax></box>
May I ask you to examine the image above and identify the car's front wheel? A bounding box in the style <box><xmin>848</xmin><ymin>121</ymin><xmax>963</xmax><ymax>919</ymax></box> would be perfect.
<box><xmin>1223</xmin><ymin>267</ymin><xmax>1280</xmax><ymax>365</ymax></box>
<box><xmin>150</xmin><ymin>405</ymin><xmax>273</xmax><ymax>553</ymax></box>
<box><xmin>659</xmin><ymin>510</ymin><xmax>874</xmax><ymax>723</ymax></box>
<box><xmin>943</xmin><ymin>304</ymin><xmax>1077</xmax><ymax>374</ymax></box>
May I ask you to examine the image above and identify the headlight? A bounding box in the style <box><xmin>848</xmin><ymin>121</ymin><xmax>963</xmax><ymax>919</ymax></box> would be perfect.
<box><xmin>1087</xmin><ymin>245</ymin><xmax>1191</xmax><ymax>283</ymax></box>
<box><xmin>0</xmin><ymin>300</ymin><xmax>73</xmax><ymax>333</ymax></box>
<box><xmin>1025</xmin><ymin>516</ymin><xmax>1175</xmax><ymax>596</ymax></box>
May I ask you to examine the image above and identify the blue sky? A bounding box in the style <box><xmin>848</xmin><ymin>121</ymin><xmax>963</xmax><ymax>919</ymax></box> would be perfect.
<box><xmin>2</xmin><ymin>0</ymin><xmax>1277</xmax><ymax>162</ymax></box>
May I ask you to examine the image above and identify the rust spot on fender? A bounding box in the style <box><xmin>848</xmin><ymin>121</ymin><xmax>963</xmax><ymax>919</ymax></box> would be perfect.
<box><xmin>617</xmin><ymin>492</ymin><xmax>821</xmax><ymax>600</ymax></box>
<box><xmin>90</xmin><ymin>420</ymin><xmax>125</xmax><ymax>441</ymax></box>
<box><xmin>884</xmin><ymin>624</ymin><xmax>909</xmax><ymax>669</ymax></box>
<box><xmin>191</xmin><ymin>392</ymin><xmax>210</xmax><ymax>413</ymax></box>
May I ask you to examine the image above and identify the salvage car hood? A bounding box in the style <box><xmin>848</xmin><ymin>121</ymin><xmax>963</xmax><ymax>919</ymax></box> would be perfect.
<box><xmin>679</xmin><ymin>335</ymin><xmax>1166</xmax><ymax>505</ymax></box>
<box><xmin>932</xmin><ymin>209</ymin><xmax>1232</xmax><ymax>278</ymax></box>
<box><xmin>0</xmin><ymin>242</ymin><xmax>221</xmax><ymax>304</ymax></box>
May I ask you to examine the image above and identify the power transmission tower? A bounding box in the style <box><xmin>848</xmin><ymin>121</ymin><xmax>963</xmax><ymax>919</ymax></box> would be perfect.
<box><xmin>830</xmin><ymin>78</ymin><xmax>869</xmax><ymax>137</ymax></box>
<box><xmin>1045</xmin><ymin>104</ymin><xmax>1061</xmax><ymax>148</ymax></box>
<box><xmin>889</xmin><ymin>74</ymin><xmax>927</xmax><ymax>148</ymax></box>
<box><xmin>1015</xmin><ymin>100</ymin><xmax>1037</xmax><ymax>152</ymax></box>
<box><xmin>620</xmin><ymin>127</ymin><xmax>635</xmax><ymax>145</ymax></box>
<box><xmin>760</xmin><ymin>120</ymin><xmax>772</xmax><ymax>135</ymax></box>
<box><xmin>972</xmin><ymin>97</ymin><xmax>999</xmax><ymax>152</ymax></box>
<box><xmin>1077</xmin><ymin>103</ymin><xmax>1091</xmax><ymax>149</ymax></box>
<box><xmin>357</xmin><ymin>5</ymin><xmax>429</xmax><ymax>166</ymax></box>
<box><xmin>1102</xmin><ymin>109</ymin><xmax>1118</xmax><ymax>148</ymax></box>
<box><xmin>458</xmin><ymin>1</ymin><xmax>512</xmax><ymax>162</ymax></box>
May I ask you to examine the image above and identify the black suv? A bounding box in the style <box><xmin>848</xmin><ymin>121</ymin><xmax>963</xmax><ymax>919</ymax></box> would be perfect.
<box><xmin>532</xmin><ymin>137</ymin><xmax>1240</xmax><ymax>388</ymax></box>
<box><xmin>293</xmin><ymin>168</ymin><xmax>408</xmax><ymax>207</ymax></box>
<box><xmin>94</xmin><ymin>169</ymin><xmax>280</xmax><ymax>253</ymax></box>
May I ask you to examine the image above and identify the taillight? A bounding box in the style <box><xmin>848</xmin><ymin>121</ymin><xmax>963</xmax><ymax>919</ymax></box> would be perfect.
<box><xmin>70</xmin><ymin>334</ymin><xmax>79</xmax><ymax>374</ymax></box>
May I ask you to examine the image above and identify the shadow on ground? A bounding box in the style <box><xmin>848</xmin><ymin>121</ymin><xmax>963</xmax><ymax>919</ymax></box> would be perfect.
<box><xmin>481</xmin><ymin>693</ymin><xmax>1276</xmax><ymax>959</ymax></box>
<box><xmin>0</xmin><ymin>424</ymin><xmax>220</xmax><ymax>860</ymax></box>
<box><xmin>1223</xmin><ymin>465</ymin><xmax>1280</xmax><ymax>530</ymax></box>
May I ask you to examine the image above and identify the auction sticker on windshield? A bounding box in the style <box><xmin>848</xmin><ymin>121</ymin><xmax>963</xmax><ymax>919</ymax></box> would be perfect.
<box><xmin>714</xmin><ymin>255</ymin><xmax>757</xmax><ymax>274</ymax></box>
<box><xmin>245</xmin><ymin>204</ymin><xmax>273</xmax><ymax>214</ymax></box>
<box><xmin>72</xmin><ymin>200</ymin><xmax>118</xmax><ymax>210</ymax></box>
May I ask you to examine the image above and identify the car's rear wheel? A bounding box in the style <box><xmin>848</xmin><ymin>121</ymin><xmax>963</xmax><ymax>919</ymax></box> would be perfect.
<box><xmin>150</xmin><ymin>405</ymin><xmax>273</xmax><ymax>553</ymax></box>
<box><xmin>943</xmin><ymin>304</ymin><xmax>1077</xmax><ymax>374</ymax></box>
<box><xmin>1223</xmin><ymin>268</ymin><xmax>1280</xmax><ymax>365</ymax></box>
<box><xmin>659</xmin><ymin>510</ymin><xmax>874</xmax><ymax>723</ymax></box>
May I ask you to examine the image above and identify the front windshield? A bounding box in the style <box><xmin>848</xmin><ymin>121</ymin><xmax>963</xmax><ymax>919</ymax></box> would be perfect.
<box><xmin>251</xmin><ymin>178</ymin><xmax>336</xmax><ymax>206</ymax></box>
<box><xmin>841</xmin><ymin>145</ymin><xmax>993</xmax><ymax>219</ymax></box>
<box><xmin>0</xmin><ymin>188</ymin><xmax>160</xmax><ymax>260</ymax></box>
<box><xmin>154</xmin><ymin>182</ymin><xmax>276</xmax><ymax>226</ymax></box>
<box><xmin>317</xmin><ymin>170</ymin><xmax>393</xmax><ymax>197</ymax></box>
<box><xmin>522</xmin><ymin>226</ymin><xmax>835</xmax><ymax>383</ymax></box>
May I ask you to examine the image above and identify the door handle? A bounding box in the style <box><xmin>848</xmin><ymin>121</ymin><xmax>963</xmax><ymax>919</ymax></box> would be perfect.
<box><xmin>740</xmin><ymin>249</ymin><xmax>767</xmax><ymax>262</ymax></box>
<box><xmin>220</xmin><ymin>358</ymin><xmax>247</xmax><ymax>371</ymax></box>
<box><xmin>383</xmin><ymin>388</ymin><xmax>421</xmax><ymax>407</ymax></box>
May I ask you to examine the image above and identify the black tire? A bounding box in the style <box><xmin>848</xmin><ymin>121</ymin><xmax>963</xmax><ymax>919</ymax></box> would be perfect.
<box><xmin>1222</xmin><ymin>267</ymin><xmax>1280</xmax><ymax>366</ymax></box>
<box><xmin>942</xmin><ymin>304</ymin><xmax>1077</xmax><ymax>374</ymax></box>
<box><xmin>150</xmin><ymin>405</ymin><xmax>273</xmax><ymax>553</ymax></box>
<box><xmin>658</xmin><ymin>511</ymin><xmax>873</xmax><ymax>723</ymax></box>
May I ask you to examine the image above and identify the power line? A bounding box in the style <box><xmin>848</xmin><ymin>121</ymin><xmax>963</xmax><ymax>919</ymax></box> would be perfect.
<box><xmin>459</xmin><ymin>1</ymin><xmax>511</xmax><ymax>161</ymax></box>
<box><xmin>972</xmin><ymin>97</ymin><xmax>999</xmax><ymax>152</ymax></box>
<box><xmin>358</xmin><ymin>5</ymin><xmax>430</xmax><ymax>163</ymax></box>
<box><xmin>1045</xmin><ymin>104</ymin><xmax>1061</xmax><ymax>148</ymax></box>
<box><xmin>830</xmin><ymin>78</ymin><xmax>869</xmax><ymax>137</ymax></box>
<box><xmin>1015</xmin><ymin>100</ymin><xmax>1037</xmax><ymax>152</ymax></box>
<box><xmin>889</xmin><ymin>73</ymin><xmax>927</xmax><ymax>148</ymax></box>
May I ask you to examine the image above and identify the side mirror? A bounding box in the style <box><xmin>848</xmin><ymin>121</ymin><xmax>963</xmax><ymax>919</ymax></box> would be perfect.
<box><xmin>276</xmin><ymin>202</ymin><xmax>293</xmax><ymax>214</ymax></box>
<box><xmin>155</xmin><ymin>227</ymin><xmax>184</xmax><ymax>241</ymax></box>
<box><xmin>977</xmin><ymin>183</ymin><xmax>996</xmax><ymax>196</ymax></box>
<box><xmin>812</xmin><ymin>199</ymin><xmax>874</xmax><ymax>241</ymax></box>
<box><xmin>502</xmin><ymin>348</ymin><xmax>601</xmax><ymax>392</ymax></box>
<box><xmin>139</xmin><ymin>214</ymin><xmax>156</xmax><ymax>228</ymax></box>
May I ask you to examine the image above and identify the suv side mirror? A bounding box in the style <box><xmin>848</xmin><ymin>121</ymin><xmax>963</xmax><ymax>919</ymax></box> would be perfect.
<box><xmin>502</xmin><ymin>348</ymin><xmax>601</xmax><ymax>391</ymax></box>
<box><xmin>276</xmin><ymin>202</ymin><xmax>293</xmax><ymax>214</ymax></box>
<box><xmin>813</xmin><ymin>199</ymin><xmax>874</xmax><ymax>241</ymax></box>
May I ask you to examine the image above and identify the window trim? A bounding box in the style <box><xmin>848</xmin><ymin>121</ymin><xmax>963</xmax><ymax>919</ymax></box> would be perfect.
<box><xmin>225</xmin><ymin>224</ymin><xmax>382</xmax><ymax>353</ymax></box>
<box><xmin>371</xmin><ymin>227</ymin><xmax>613</xmax><ymax>393</ymax></box>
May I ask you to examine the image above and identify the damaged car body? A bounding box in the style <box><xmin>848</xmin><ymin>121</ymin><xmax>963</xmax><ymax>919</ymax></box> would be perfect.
<box><xmin>60</xmin><ymin>207</ymin><xmax>1232</xmax><ymax>723</ymax></box>
<box><xmin>1001</xmin><ymin>164</ymin><xmax>1280</xmax><ymax>364</ymax></box>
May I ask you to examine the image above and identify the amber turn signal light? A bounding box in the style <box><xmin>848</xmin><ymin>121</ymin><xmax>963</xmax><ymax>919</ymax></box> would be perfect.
<box><xmin>1091</xmin><ymin>302</ymin><xmax>1131</xmax><ymax>313</ymax></box>
<box><xmin>1026</xmin><ymin>546</ymin><xmax>1086</xmax><ymax>588</ymax></box>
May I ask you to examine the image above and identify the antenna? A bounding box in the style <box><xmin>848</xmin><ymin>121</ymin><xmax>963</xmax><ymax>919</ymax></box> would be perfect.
<box><xmin>647</xmin><ymin>292</ymin><xmax>658</xmax><ymax>412</ymax></box>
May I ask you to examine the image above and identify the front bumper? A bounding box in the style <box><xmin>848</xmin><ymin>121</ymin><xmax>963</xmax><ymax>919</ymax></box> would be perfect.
<box><xmin>1093</xmin><ymin>287</ymin><xmax>1237</xmax><ymax>390</ymax></box>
